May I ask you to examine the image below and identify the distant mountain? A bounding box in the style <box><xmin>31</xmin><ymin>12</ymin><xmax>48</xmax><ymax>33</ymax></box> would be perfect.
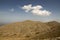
<box><xmin>0</xmin><ymin>23</ymin><xmax>4</xmax><ymax>26</ymax></box>
<box><xmin>0</xmin><ymin>20</ymin><xmax>60</xmax><ymax>40</ymax></box>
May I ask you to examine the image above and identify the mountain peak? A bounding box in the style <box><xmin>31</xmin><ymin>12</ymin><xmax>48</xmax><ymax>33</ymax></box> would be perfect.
<box><xmin>47</xmin><ymin>21</ymin><xmax>59</xmax><ymax>24</ymax></box>
<box><xmin>24</xmin><ymin>20</ymin><xmax>34</xmax><ymax>22</ymax></box>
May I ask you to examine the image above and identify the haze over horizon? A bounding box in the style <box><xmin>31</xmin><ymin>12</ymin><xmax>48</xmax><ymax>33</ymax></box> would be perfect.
<box><xmin>0</xmin><ymin>0</ymin><xmax>60</xmax><ymax>23</ymax></box>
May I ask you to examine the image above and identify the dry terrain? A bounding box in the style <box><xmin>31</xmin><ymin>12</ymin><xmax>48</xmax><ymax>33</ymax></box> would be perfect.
<box><xmin>0</xmin><ymin>20</ymin><xmax>60</xmax><ymax>40</ymax></box>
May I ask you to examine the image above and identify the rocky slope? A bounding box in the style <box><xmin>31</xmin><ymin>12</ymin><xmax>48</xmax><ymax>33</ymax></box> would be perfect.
<box><xmin>46</xmin><ymin>21</ymin><xmax>60</xmax><ymax>37</ymax></box>
<box><xmin>0</xmin><ymin>20</ymin><xmax>60</xmax><ymax>40</ymax></box>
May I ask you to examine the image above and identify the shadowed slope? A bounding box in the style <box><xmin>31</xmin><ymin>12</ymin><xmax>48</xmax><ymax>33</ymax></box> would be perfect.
<box><xmin>46</xmin><ymin>21</ymin><xmax>60</xmax><ymax>37</ymax></box>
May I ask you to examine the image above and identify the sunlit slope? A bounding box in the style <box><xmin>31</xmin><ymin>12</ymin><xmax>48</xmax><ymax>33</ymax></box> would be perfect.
<box><xmin>0</xmin><ymin>20</ymin><xmax>60</xmax><ymax>40</ymax></box>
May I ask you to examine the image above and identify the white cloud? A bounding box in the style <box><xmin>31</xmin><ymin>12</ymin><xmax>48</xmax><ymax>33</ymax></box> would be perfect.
<box><xmin>31</xmin><ymin>9</ymin><xmax>51</xmax><ymax>16</ymax></box>
<box><xmin>10</xmin><ymin>8</ymin><xmax>14</xmax><ymax>12</ymax></box>
<box><xmin>22</xmin><ymin>4</ymin><xmax>32</xmax><ymax>12</ymax></box>
<box><xmin>32</xmin><ymin>5</ymin><xmax>43</xmax><ymax>10</ymax></box>
<box><xmin>22</xmin><ymin>4</ymin><xmax>51</xmax><ymax>16</ymax></box>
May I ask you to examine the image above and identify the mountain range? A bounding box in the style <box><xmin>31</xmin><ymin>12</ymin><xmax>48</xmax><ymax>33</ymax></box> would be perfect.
<box><xmin>0</xmin><ymin>20</ymin><xmax>60</xmax><ymax>40</ymax></box>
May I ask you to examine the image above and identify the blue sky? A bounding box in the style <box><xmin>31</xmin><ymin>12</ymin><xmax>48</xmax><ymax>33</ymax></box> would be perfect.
<box><xmin>0</xmin><ymin>0</ymin><xmax>60</xmax><ymax>23</ymax></box>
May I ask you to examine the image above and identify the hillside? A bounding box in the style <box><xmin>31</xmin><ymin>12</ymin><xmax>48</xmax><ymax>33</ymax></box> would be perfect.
<box><xmin>46</xmin><ymin>21</ymin><xmax>60</xmax><ymax>37</ymax></box>
<box><xmin>0</xmin><ymin>20</ymin><xmax>60</xmax><ymax>40</ymax></box>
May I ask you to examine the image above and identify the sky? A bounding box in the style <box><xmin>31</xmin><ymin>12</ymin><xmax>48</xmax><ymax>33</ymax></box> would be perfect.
<box><xmin>0</xmin><ymin>0</ymin><xmax>60</xmax><ymax>23</ymax></box>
